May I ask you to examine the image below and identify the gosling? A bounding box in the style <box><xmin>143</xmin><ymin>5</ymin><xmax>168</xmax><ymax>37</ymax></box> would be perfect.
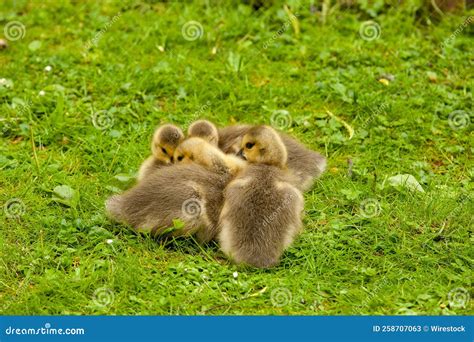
<box><xmin>218</xmin><ymin>124</ymin><xmax>326</xmax><ymax>191</ymax></box>
<box><xmin>137</xmin><ymin>124</ymin><xmax>184</xmax><ymax>181</ymax></box>
<box><xmin>106</xmin><ymin>163</ymin><xmax>232</xmax><ymax>243</ymax></box>
<box><xmin>174</xmin><ymin>137</ymin><xmax>246</xmax><ymax>176</ymax></box>
<box><xmin>187</xmin><ymin>119</ymin><xmax>219</xmax><ymax>146</ymax></box>
<box><xmin>218</xmin><ymin>125</ymin><xmax>304</xmax><ymax>268</ymax></box>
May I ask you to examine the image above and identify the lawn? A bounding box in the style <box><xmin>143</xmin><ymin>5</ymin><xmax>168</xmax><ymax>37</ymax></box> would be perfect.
<box><xmin>0</xmin><ymin>0</ymin><xmax>472</xmax><ymax>315</ymax></box>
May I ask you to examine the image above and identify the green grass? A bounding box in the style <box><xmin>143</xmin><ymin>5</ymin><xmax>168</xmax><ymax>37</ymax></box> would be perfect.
<box><xmin>1</xmin><ymin>0</ymin><xmax>472</xmax><ymax>315</ymax></box>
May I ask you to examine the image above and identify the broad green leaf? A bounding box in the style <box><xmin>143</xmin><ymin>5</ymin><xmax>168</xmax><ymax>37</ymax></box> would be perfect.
<box><xmin>28</xmin><ymin>40</ymin><xmax>42</xmax><ymax>51</ymax></box>
<box><xmin>387</xmin><ymin>174</ymin><xmax>424</xmax><ymax>193</ymax></box>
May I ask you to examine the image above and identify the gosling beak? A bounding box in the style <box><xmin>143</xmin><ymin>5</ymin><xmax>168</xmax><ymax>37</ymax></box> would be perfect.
<box><xmin>170</xmin><ymin>156</ymin><xmax>174</xmax><ymax>163</ymax></box>
<box><xmin>237</xmin><ymin>149</ymin><xmax>246</xmax><ymax>160</ymax></box>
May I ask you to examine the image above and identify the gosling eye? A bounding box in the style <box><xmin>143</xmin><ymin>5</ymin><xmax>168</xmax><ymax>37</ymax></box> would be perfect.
<box><xmin>161</xmin><ymin>147</ymin><xmax>168</xmax><ymax>155</ymax></box>
<box><xmin>245</xmin><ymin>142</ymin><xmax>255</xmax><ymax>149</ymax></box>
<box><xmin>177</xmin><ymin>155</ymin><xmax>184</xmax><ymax>162</ymax></box>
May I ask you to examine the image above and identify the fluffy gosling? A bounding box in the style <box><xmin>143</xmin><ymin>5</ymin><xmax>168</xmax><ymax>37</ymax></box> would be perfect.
<box><xmin>137</xmin><ymin>124</ymin><xmax>184</xmax><ymax>181</ymax></box>
<box><xmin>218</xmin><ymin>126</ymin><xmax>304</xmax><ymax>268</ymax></box>
<box><xmin>187</xmin><ymin>119</ymin><xmax>219</xmax><ymax>146</ymax></box>
<box><xmin>218</xmin><ymin>124</ymin><xmax>326</xmax><ymax>191</ymax></box>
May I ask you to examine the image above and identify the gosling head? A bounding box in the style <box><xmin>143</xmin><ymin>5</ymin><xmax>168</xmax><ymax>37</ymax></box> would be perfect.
<box><xmin>187</xmin><ymin>120</ymin><xmax>218</xmax><ymax>146</ymax></box>
<box><xmin>173</xmin><ymin>137</ymin><xmax>205</xmax><ymax>164</ymax></box>
<box><xmin>238</xmin><ymin>126</ymin><xmax>287</xmax><ymax>168</ymax></box>
<box><xmin>151</xmin><ymin>124</ymin><xmax>184</xmax><ymax>164</ymax></box>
